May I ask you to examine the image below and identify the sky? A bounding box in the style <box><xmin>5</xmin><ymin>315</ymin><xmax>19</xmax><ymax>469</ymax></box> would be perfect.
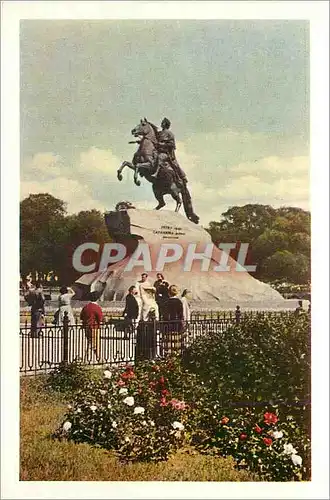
<box><xmin>20</xmin><ymin>20</ymin><xmax>309</xmax><ymax>225</ymax></box>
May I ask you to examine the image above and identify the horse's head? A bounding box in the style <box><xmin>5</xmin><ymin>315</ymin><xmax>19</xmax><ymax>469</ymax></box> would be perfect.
<box><xmin>131</xmin><ymin>118</ymin><xmax>156</xmax><ymax>141</ymax></box>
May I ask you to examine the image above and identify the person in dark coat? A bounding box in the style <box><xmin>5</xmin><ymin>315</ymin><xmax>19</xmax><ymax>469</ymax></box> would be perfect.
<box><xmin>153</xmin><ymin>273</ymin><xmax>169</xmax><ymax>319</ymax></box>
<box><xmin>162</xmin><ymin>285</ymin><xmax>184</xmax><ymax>355</ymax></box>
<box><xmin>123</xmin><ymin>285</ymin><xmax>140</xmax><ymax>321</ymax></box>
<box><xmin>26</xmin><ymin>282</ymin><xmax>45</xmax><ymax>338</ymax></box>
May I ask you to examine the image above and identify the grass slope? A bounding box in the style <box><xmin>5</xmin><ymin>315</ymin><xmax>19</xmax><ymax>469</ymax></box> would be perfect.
<box><xmin>20</xmin><ymin>377</ymin><xmax>257</xmax><ymax>482</ymax></box>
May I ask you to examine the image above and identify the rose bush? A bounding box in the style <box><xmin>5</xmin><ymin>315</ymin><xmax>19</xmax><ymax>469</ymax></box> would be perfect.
<box><xmin>192</xmin><ymin>405</ymin><xmax>311</xmax><ymax>481</ymax></box>
<box><xmin>54</xmin><ymin>313</ymin><xmax>311</xmax><ymax>479</ymax></box>
<box><xmin>55</xmin><ymin>357</ymin><xmax>207</xmax><ymax>462</ymax></box>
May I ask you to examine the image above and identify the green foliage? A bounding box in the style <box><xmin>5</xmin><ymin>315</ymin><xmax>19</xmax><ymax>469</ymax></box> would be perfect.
<box><xmin>47</xmin><ymin>360</ymin><xmax>102</xmax><ymax>394</ymax></box>
<box><xmin>207</xmin><ymin>204</ymin><xmax>310</xmax><ymax>284</ymax></box>
<box><xmin>54</xmin><ymin>358</ymin><xmax>204</xmax><ymax>462</ymax></box>
<box><xmin>192</xmin><ymin>406</ymin><xmax>310</xmax><ymax>481</ymax></box>
<box><xmin>20</xmin><ymin>193</ymin><xmax>111</xmax><ymax>283</ymax></box>
<box><xmin>262</xmin><ymin>251</ymin><xmax>310</xmax><ymax>283</ymax></box>
<box><xmin>52</xmin><ymin>315</ymin><xmax>311</xmax><ymax>480</ymax></box>
<box><xmin>183</xmin><ymin>312</ymin><xmax>311</xmax><ymax>406</ymax></box>
<box><xmin>20</xmin><ymin>193</ymin><xmax>67</xmax><ymax>280</ymax></box>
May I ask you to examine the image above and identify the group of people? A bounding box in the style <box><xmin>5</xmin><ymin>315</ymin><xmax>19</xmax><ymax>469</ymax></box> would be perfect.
<box><xmin>23</xmin><ymin>280</ymin><xmax>103</xmax><ymax>355</ymax></box>
<box><xmin>23</xmin><ymin>274</ymin><xmax>191</xmax><ymax>360</ymax></box>
<box><xmin>121</xmin><ymin>273</ymin><xmax>191</xmax><ymax>360</ymax></box>
<box><xmin>123</xmin><ymin>272</ymin><xmax>191</xmax><ymax>325</ymax></box>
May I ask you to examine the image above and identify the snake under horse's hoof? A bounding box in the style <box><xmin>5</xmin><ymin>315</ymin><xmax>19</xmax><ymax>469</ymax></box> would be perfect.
<box><xmin>117</xmin><ymin>171</ymin><xmax>123</xmax><ymax>181</ymax></box>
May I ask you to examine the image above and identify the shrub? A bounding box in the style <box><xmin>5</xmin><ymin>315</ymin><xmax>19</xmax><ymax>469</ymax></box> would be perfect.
<box><xmin>183</xmin><ymin>312</ymin><xmax>311</xmax><ymax>408</ymax></box>
<box><xmin>191</xmin><ymin>405</ymin><xmax>311</xmax><ymax>481</ymax></box>
<box><xmin>54</xmin><ymin>358</ymin><xmax>206</xmax><ymax>462</ymax></box>
<box><xmin>47</xmin><ymin>360</ymin><xmax>102</xmax><ymax>394</ymax></box>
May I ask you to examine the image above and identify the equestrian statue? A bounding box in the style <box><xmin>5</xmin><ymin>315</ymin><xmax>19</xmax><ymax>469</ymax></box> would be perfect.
<box><xmin>117</xmin><ymin>117</ymin><xmax>199</xmax><ymax>224</ymax></box>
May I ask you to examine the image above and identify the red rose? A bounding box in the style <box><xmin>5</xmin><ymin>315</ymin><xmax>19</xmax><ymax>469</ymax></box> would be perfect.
<box><xmin>264</xmin><ymin>412</ymin><xmax>278</xmax><ymax>425</ymax></box>
<box><xmin>161</xmin><ymin>389</ymin><xmax>170</xmax><ymax>396</ymax></box>
<box><xmin>263</xmin><ymin>437</ymin><xmax>273</xmax><ymax>446</ymax></box>
<box><xmin>152</xmin><ymin>365</ymin><xmax>160</xmax><ymax>372</ymax></box>
<box><xmin>117</xmin><ymin>379</ymin><xmax>126</xmax><ymax>387</ymax></box>
<box><xmin>138</xmin><ymin>387</ymin><xmax>143</xmax><ymax>394</ymax></box>
<box><xmin>239</xmin><ymin>433</ymin><xmax>248</xmax><ymax>441</ymax></box>
<box><xmin>149</xmin><ymin>381</ymin><xmax>156</xmax><ymax>389</ymax></box>
<box><xmin>159</xmin><ymin>376</ymin><xmax>165</xmax><ymax>385</ymax></box>
<box><xmin>254</xmin><ymin>424</ymin><xmax>263</xmax><ymax>434</ymax></box>
<box><xmin>220</xmin><ymin>417</ymin><xmax>230</xmax><ymax>425</ymax></box>
<box><xmin>160</xmin><ymin>397</ymin><xmax>168</xmax><ymax>407</ymax></box>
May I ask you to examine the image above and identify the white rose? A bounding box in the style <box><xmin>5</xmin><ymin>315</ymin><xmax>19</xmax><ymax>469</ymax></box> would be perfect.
<box><xmin>112</xmin><ymin>421</ymin><xmax>118</xmax><ymax>428</ymax></box>
<box><xmin>67</xmin><ymin>404</ymin><xmax>72</xmax><ymax>410</ymax></box>
<box><xmin>63</xmin><ymin>421</ymin><xmax>72</xmax><ymax>432</ymax></box>
<box><xmin>291</xmin><ymin>454</ymin><xmax>302</xmax><ymax>466</ymax></box>
<box><xmin>150</xmin><ymin>420</ymin><xmax>155</xmax><ymax>427</ymax></box>
<box><xmin>90</xmin><ymin>405</ymin><xmax>97</xmax><ymax>412</ymax></box>
<box><xmin>119</xmin><ymin>388</ymin><xmax>128</xmax><ymax>396</ymax></box>
<box><xmin>99</xmin><ymin>390</ymin><xmax>106</xmax><ymax>395</ymax></box>
<box><xmin>124</xmin><ymin>436</ymin><xmax>130</xmax><ymax>442</ymax></box>
<box><xmin>283</xmin><ymin>443</ymin><xmax>297</xmax><ymax>455</ymax></box>
<box><xmin>172</xmin><ymin>421</ymin><xmax>184</xmax><ymax>431</ymax></box>
<box><xmin>273</xmin><ymin>431</ymin><xmax>283</xmax><ymax>439</ymax></box>
<box><xmin>76</xmin><ymin>408</ymin><xmax>82</xmax><ymax>413</ymax></box>
<box><xmin>142</xmin><ymin>420</ymin><xmax>147</xmax><ymax>426</ymax></box>
<box><xmin>104</xmin><ymin>370</ymin><xmax>112</xmax><ymax>379</ymax></box>
<box><xmin>133</xmin><ymin>406</ymin><xmax>145</xmax><ymax>415</ymax></box>
<box><xmin>107</xmin><ymin>403</ymin><xmax>112</xmax><ymax>409</ymax></box>
<box><xmin>123</xmin><ymin>396</ymin><xmax>134</xmax><ymax>406</ymax></box>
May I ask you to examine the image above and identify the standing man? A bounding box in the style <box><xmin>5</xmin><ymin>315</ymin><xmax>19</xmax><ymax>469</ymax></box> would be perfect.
<box><xmin>156</xmin><ymin>118</ymin><xmax>188</xmax><ymax>185</ymax></box>
<box><xmin>26</xmin><ymin>281</ymin><xmax>45</xmax><ymax>338</ymax></box>
<box><xmin>80</xmin><ymin>291</ymin><xmax>103</xmax><ymax>361</ymax></box>
<box><xmin>153</xmin><ymin>273</ymin><xmax>169</xmax><ymax>319</ymax></box>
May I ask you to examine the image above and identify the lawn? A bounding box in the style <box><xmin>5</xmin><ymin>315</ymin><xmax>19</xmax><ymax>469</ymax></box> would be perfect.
<box><xmin>20</xmin><ymin>377</ymin><xmax>257</xmax><ymax>482</ymax></box>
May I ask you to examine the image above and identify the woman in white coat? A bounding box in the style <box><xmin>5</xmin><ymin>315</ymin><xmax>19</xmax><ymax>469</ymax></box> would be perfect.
<box><xmin>57</xmin><ymin>286</ymin><xmax>75</xmax><ymax>326</ymax></box>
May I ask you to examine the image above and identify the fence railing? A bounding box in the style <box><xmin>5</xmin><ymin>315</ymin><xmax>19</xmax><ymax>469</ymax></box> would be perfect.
<box><xmin>20</xmin><ymin>308</ymin><xmax>304</xmax><ymax>375</ymax></box>
<box><xmin>20</xmin><ymin>313</ymin><xmax>234</xmax><ymax>375</ymax></box>
<box><xmin>19</xmin><ymin>305</ymin><xmax>297</xmax><ymax>325</ymax></box>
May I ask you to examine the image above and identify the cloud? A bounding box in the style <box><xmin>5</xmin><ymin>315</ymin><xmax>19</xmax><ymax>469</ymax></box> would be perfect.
<box><xmin>78</xmin><ymin>147</ymin><xmax>122</xmax><ymax>176</ymax></box>
<box><xmin>20</xmin><ymin>177</ymin><xmax>105</xmax><ymax>214</ymax></box>
<box><xmin>20</xmin><ymin>130</ymin><xmax>309</xmax><ymax>226</ymax></box>
<box><xmin>21</xmin><ymin>152</ymin><xmax>63</xmax><ymax>181</ymax></box>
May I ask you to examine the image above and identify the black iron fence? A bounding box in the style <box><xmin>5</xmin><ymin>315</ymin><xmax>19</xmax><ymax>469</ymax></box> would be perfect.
<box><xmin>20</xmin><ymin>308</ymin><xmax>303</xmax><ymax>375</ymax></box>
<box><xmin>20</xmin><ymin>313</ymin><xmax>235</xmax><ymax>375</ymax></box>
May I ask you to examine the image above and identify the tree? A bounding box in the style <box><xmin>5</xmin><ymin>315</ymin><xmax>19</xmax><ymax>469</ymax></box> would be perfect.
<box><xmin>207</xmin><ymin>204</ymin><xmax>311</xmax><ymax>284</ymax></box>
<box><xmin>20</xmin><ymin>194</ymin><xmax>67</xmax><ymax>280</ymax></box>
<box><xmin>20</xmin><ymin>195</ymin><xmax>112</xmax><ymax>285</ymax></box>
<box><xmin>57</xmin><ymin>210</ymin><xmax>112</xmax><ymax>284</ymax></box>
<box><xmin>262</xmin><ymin>251</ymin><xmax>310</xmax><ymax>284</ymax></box>
<box><xmin>208</xmin><ymin>204</ymin><xmax>276</xmax><ymax>243</ymax></box>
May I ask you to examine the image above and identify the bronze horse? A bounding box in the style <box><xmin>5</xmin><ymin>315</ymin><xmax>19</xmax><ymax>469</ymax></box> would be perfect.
<box><xmin>117</xmin><ymin>119</ymin><xmax>199</xmax><ymax>224</ymax></box>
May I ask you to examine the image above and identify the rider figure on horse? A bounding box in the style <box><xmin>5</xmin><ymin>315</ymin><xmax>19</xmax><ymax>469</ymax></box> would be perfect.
<box><xmin>152</xmin><ymin>118</ymin><xmax>188</xmax><ymax>186</ymax></box>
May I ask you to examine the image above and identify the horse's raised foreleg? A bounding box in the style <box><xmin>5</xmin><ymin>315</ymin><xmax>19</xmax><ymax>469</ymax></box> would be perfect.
<box><xmin>117</xmin><ymin>161</ymin><xmax>141</xmax><ymax>186</ymax></box>
<box><xmin>117</xmin><ymin>161</ymin><xmax>132</xmax><ymax>181</ymax></box>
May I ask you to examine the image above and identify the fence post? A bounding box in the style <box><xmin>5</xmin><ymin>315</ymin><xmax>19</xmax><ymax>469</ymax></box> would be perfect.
<box><xmin>235</xmin><ymin>305</ymin><xmax>241</xmax><ymax>325</ymax></box>
<box><xmin>63</xmin><ymin>311</ymin><xmax>69</xmax><ymax>364</ymax></box>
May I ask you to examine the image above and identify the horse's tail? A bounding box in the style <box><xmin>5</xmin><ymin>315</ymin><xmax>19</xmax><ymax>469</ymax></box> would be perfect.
<box><xmin>181</xmin><ymin>184</ymin><xmax>199</xmax><ymax>224</ymax></box>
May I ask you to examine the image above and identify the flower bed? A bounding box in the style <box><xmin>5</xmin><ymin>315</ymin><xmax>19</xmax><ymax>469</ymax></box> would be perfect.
<box><xmin>55</xmin><ymin>358</ymin><xmax>206</xmax><ymax>462</ymax></box>
<box><xmin>55</xmin><ymin>312</ymin><xmax>311</xmax><ymax>480</ymax></box>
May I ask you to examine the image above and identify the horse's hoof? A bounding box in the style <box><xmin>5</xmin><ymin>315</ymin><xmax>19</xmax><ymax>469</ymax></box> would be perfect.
<box><xmin>189</xmin><ymin>214</ymin><xmax>200</xmax><ymax>224</ymax></box>
<box><xmin>134</xmin><ymin>180</ymin><xmax>141</xmax><ymax>187</ymax></box>
<box><xmin>155</xmin><ymin>203</ymin><xmax>165</xmax><ymax>210</ymax></box>
<box><xmin>117</xmin><ymin>172</ymin><xmax>123</xmax><ymax>181</ymax></box>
